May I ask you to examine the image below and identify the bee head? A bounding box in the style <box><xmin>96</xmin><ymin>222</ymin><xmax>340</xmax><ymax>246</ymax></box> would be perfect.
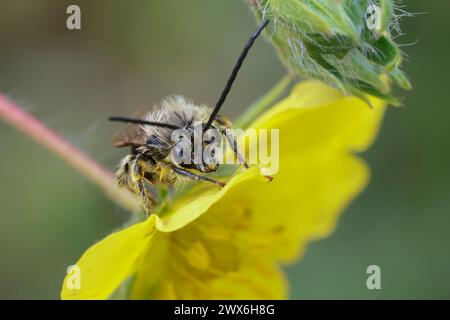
<box><xmin>171</xmin><ymin>122</ymin><xmax>222</xmax><ymax>173</ymax></box>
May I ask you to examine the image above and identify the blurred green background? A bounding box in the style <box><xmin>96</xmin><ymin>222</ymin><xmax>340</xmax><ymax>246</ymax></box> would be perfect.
<box><xmin>0</xmin><ymin>0</ymin><xmax>448</xmax><ymax>299</ymax></box>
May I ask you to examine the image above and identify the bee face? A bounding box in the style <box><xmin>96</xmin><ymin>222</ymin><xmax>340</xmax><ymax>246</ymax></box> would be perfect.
<box><xmin>172</xmin><ymin>122</ymin><xmax>222</xmax><ymax>174</ymax></box>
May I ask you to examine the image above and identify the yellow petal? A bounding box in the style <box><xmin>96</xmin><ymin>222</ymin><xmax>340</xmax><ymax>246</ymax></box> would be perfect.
<box><xmin>131</xmin><ymin>230</ymin><xmax>288</xmax><ymax>299</ymax></box>
<box><xmin>61</xmin><ymin>217</ymin><xmax>155</xmax><ymax>300</ymax></box>
<box><xmin>129</xmin><ymin>231</ymin><xmax>171</xmax><ymax>299</ymax></box>
<box><xmin>208</xmin><ymin>257</ymin><xmax>287</xmax><ymax>299</ymax></box>
<box><xmin>209</xmin><ymin>80</ymin><xmax>385</xmax><ymax>262</ymax></box>
<box><xmin>251</xmin><ymin>81</ymin><xmax>385</xmax><ymax>154</ymax></box>
<box><xmin>217</xmin><ymin>152</ymin><xmax>369</xmax><ymax>263</ymax></box>
<box><xmin>250</xmin><ymin>80</ymin><xmax>345</xmax><ymax>126</ymax></box>
<box><xmin>154</xmin><ymin>167</ymin><xmax>262</xmax><ymax>232</ymax></box>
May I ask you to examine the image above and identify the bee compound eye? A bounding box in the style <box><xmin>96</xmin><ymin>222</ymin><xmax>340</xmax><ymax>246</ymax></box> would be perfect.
<box><xmin>146</xmin><ymin>135</ymin><xmax>159</xmax><ymax>146</ymax></box>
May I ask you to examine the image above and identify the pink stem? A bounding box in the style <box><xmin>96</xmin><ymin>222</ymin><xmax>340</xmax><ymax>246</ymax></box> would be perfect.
<box><xmin>0</xmin><ymin>94</ymin><xmax>141</xmax><ymax>214</ymax></box>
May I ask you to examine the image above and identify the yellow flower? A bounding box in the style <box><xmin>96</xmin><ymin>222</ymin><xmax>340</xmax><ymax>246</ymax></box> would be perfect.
<box><xmin>61</xmin><ymin>81</ymin><xmax>385</xmax><ymax>300</ymax></box>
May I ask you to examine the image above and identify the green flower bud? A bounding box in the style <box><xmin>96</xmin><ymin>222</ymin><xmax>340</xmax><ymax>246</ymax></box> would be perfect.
<box><xmin>249</xmin><ymin>0</ymin><xmax>411</xmax><ymax>105</ymax></box>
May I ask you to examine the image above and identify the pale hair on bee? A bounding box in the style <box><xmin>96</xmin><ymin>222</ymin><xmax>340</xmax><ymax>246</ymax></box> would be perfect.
<box><xmin>109</xmin><ymin>19</ymin><xmax>270</xmax><ymax>216</ymax></box>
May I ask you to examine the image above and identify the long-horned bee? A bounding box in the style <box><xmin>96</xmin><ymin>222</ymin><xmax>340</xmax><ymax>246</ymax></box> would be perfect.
<box><xmin>109</xmin><ymin>20</ymin><xmax>270</xmax><ymax>215</ymax></box>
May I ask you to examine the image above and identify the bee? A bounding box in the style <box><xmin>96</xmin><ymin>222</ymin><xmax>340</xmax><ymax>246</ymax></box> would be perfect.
<box><xmin>109</xmin><ymin>19</ymin><xmax>270</xmax><ymax>216</ymax></box>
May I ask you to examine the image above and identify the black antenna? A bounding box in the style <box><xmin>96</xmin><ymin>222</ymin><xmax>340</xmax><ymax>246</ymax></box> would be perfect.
<box><xmin>109</xmin><ymin>116</ymin><xmax>182</xmax><ymax>130</ymax></box>
<box><xmin>204</xmin><ymin>19</ymin><xmax>270</xmax><ymax>130</ymax></box>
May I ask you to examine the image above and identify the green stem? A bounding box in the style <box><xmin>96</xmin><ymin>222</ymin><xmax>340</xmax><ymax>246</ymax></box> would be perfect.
<box><xmin>234</xmin><ymin>74</ymin><xmax>293</xmax><ymax>128</ymax></box>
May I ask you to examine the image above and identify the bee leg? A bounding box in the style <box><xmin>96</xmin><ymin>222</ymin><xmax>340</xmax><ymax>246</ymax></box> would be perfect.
<box><xmin>225</xmin><ymin>132</ymin><xmax>249</xmax><ymax>169</ymax></box>
<box><xmin>137</xmin><ymin>181</ymin><xmax>153</xmax><ymax>218</ymax></box>
<box><xmin>171</xmin><ymin>166</ymin><xmax>226</xmax><ymax>188</ymax></box>
<box><xmin>133</xmin><ymin>157</ymin><xmax>155</xmax><ymax>218</ymax></box>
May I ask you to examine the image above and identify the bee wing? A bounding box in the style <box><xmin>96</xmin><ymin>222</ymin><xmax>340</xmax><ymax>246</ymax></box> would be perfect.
<box><xmin>111</xmin><ymin>107</ymin><xmax>153</xmax><ymax>148</ymax></box>
<box><xmin>112</xmin><ymin>124</ymin><xmax>147</xmax><ymax>148</ymax></box>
